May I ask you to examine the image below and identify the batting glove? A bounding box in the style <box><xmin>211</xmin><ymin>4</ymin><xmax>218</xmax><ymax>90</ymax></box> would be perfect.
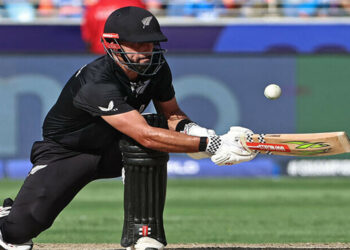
<box><xmin>181</xmin><ymin>122</ymin><xmax>216</xmax><ymax>159</ymax></box>
<box><xmin>207</xmin><ymin>126</ymin><xmax>257</xmax><ymax>166</ymax></box>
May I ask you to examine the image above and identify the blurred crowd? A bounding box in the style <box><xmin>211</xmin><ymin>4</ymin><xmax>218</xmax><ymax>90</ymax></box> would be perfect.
<box><xmin>1</xmin><ymin>0</ymin><xmax>350</xmax><ymax>22</ymax></box>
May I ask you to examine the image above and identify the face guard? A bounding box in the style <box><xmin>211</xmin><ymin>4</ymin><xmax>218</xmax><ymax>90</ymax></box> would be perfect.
<box><xmin>101</xmin><ymin>33</ymin><xmax>166</xmax><ymax>77</ymax></box>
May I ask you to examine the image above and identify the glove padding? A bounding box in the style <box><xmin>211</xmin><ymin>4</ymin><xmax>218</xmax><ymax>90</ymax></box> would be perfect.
<box><xmin>182</xmin><ymin>123</ymin><xmax>216</xmax><ymax>159</ymax></box>
<box><xmin>210</xmin><ymin>126</ymin><xmax>257</xmax><ymax>166</ymax></box>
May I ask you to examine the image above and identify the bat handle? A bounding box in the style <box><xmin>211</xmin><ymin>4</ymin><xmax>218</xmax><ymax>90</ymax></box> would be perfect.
<box><xmin>240</xmin><ymin>134</ymin><xmax>252</xmax><ymax>153</ymax></box>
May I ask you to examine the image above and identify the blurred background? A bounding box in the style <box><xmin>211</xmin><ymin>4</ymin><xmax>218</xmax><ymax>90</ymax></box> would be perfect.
<box><xmin>0</xmin><ymin>0</ymin><xmax>350</xmax><ymax>180</ymax></box>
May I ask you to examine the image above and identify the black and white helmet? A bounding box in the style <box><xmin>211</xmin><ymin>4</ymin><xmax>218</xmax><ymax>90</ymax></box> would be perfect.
<box><xmin>101</xmin><ymin>7</ymin><xmax>167</xmax><ymax>77</ymax></box>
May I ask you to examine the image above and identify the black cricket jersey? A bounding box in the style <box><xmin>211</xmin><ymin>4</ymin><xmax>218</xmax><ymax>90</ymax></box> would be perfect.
<box><xmin>42</xmin><ymin>55</ymin><xmax>175</xmax><ymax>152</ymax></box>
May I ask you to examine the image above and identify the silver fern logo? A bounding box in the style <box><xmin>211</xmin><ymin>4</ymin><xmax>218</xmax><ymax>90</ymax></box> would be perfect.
<box><xmin>142</xmin><ymin>16</ymin><xmax>153</xmax><ymax>29</ymax></box>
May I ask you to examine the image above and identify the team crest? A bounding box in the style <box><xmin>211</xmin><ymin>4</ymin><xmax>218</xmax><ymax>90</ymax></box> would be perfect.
<box><xmin>142</xmin><ymin>16</ymin><xmax>153</xmax><ymax>29</ymax></box>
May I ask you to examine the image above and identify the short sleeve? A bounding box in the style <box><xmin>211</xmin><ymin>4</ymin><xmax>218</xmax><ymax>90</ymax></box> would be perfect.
<box><xmin>153</xmin><ymin>62</ymin><xmax>175</xmax><ymax>102</ymax></box>
<box><xmin>73</xmin><ymin>83</ymin><xmax>134</xmax><ymax>116</ymax></box>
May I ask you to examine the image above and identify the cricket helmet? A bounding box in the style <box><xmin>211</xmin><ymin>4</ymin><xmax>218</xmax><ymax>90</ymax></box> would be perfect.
<box><xmin>101</xmin><ymin>7</ymin><xmax>167</xmax><ymax>76</ymax></box>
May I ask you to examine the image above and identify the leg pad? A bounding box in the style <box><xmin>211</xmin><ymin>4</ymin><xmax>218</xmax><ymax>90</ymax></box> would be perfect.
<box><xmin>120</xmin><ymin>114</ymin><xmax>169</xmax><ymax>247</ymax></box>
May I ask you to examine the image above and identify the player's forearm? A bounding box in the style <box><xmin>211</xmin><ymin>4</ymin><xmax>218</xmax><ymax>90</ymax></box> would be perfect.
<box><xmin>138</xmin><ymin>126</ymin><xmax>203</xmax><ymax>153</ymax></box>
<box><xmin>156</xmin><ymin>104</ymin><xmax>189</xmax><ymax>130</ymax></box>
<box><xmin>102</xmin><ymin>110</ymin><xmax>202</xmax><ymax>152</ymax></box>
<box><xmin>154</xmin><ymin>98</ymin><xmax>194</xmax><ymax>130</ymax></box>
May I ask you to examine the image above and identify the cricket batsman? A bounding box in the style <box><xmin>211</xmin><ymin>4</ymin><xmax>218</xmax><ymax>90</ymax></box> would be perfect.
<box><xmin>0</xmin><ymin>7</ymin><xmax>256</xmax><ymax>250</ymax></box>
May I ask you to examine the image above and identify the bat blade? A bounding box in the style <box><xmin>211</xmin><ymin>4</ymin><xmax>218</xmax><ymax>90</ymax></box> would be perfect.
<box><xmin>241</xmin><ymin>132</ymin><xmax>350</xmax><ymax>156</ymax></box>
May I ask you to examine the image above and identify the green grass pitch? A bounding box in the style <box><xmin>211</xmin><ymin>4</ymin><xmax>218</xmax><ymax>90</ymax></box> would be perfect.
<box><xmin>1</xmin><ymin>178</ymin><xmax>350</xmax><ymax>244</ymax></box>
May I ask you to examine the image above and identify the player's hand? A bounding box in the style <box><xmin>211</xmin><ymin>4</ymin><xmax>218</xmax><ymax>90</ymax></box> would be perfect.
<box><xmin>182</xmin><ymin>123</ymin><xmax>216</xmax><ymax>159</ymax></box>
<box><xmin>182</xmin><ymin>123</ymin><xmax>216</xmax><ymax>138</ymax></box>
<box><xmin>207</xmin><ymin>126</ymin><xmax>257</xmax><ymax>166</ymax></box>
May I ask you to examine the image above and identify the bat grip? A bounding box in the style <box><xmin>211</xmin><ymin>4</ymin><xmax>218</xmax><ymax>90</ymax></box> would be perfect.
<box><xmin>240</xmin><ymin>134</ymin><xmax>252</xmax><ymax>153</ymax></box>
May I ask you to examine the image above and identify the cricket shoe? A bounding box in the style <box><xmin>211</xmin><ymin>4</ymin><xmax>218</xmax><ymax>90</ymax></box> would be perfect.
<box><xmin>0</xmin><ymin>231</ymin><xmax>33</xmax><ymax>250</ymax></box>
<box><xmin>0</xmin><ymin>198</ymin><xmax>13</xmax><ymax>227</ymax></box>
<box><xmin>0</xmin><ymin>198</ymin><xmax>33</xmax><ymax>250</ymax></box>
<box><xmin>126</xmin><ymin>237</ymin><xmax>164</xmax><ymax>250</ymax></box>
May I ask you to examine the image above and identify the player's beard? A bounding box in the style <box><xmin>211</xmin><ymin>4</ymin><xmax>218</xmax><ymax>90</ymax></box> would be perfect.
<box><xmin>133</xmin><ymin>56</ymin><xmax>152</xmax><ymax>72</ymax></box>
<box><xmin>110</xmin><ymin>48</ymin><xmax>165</xmax><ymax>76</ymax></box>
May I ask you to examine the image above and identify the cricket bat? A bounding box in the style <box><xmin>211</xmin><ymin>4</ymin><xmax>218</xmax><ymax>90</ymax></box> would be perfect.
<box><xmin>240</xmin><ymin>131</ymin><xmax>350</xmax><ymax>156</ymax></box>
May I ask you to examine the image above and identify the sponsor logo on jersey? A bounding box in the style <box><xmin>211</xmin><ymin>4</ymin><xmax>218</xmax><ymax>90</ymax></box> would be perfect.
<box><xmin>30</xmin><ymin>165</ymin><xmax>48</xmax><ymax>175</ymax></box>
<box><xmin>98</xmin><ymin>100</ymin><xmax>118</xmax><ymax>112</ymax></box>
<box><xmin>141</xmin><ymin>16</ymin><xmax>153</xmax><ymax>29</ymax></box>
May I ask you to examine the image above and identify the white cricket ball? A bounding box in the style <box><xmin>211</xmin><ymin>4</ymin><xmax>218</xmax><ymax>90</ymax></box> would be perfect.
<box><xmin>264</xmin><ymin>84</ymin><xmax>282</xmax><ymax>100</ymax></box>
